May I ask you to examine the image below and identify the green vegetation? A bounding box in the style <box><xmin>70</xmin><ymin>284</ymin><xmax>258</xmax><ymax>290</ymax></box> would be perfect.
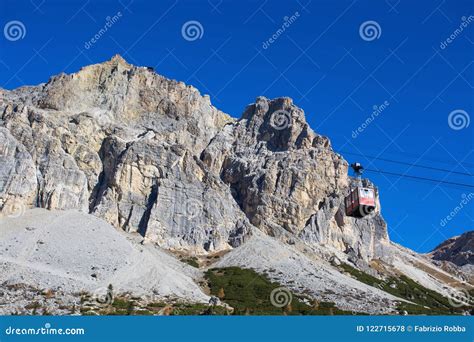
<box><xmin>78</xmin><ymin>295</ymin><xmax>230</xmax><ymax>315</ymax></box>
<box><xmin>76</xmin><ymin>265</ymin><xmax>472</xmax><ymax>316</ymax></box>
<box><xmin>339</xmin><ymin>263</ymin><xmax>472</xmax><ymax>315</ymax></box>
<box><xmin>171</xmin><ymin>303</ymin><xmax>229</xmax><ymax>315</ymax></box>
<box><xmin>180</xmin><ymin>256</ymin><xmax>199</xmax><ymax>268</ymax></box>
<box><xmin>205</xmin><ymin>267</ymin><xmax>353</xmax><ymax>315</ymax></box>
<box><xmin>111</xmin><ymin>298</ymin><xmax>130</xmax><ymax>310</ymax></box>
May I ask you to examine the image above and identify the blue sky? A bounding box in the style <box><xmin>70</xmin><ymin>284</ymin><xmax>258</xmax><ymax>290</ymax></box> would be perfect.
<box><xmin>1</xmin><ymin>0</ymin><xmax>473</xmax><ymax>252</ymax></box>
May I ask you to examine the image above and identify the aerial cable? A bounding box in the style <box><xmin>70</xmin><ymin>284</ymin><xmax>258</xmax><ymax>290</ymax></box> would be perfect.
<box><xmin>364</xmin><ymin>168</ymin><xmax>474</xmax><ymax>189</ymax></box>
<box><xmin>339</xmin><ymin>150</ymin><xmax>473</xmax><ymax>177</ymax></box>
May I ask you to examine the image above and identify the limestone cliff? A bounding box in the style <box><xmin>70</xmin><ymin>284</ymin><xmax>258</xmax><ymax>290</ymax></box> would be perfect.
<box><xmin>0</xmin><ymin>56</ymin><xmax>471</xmax><ymax>314</ymax></box>
<box><xmin>0</xmin><ymin>56</ymin><xmax>388</xmax><ymax>260</ymax></box>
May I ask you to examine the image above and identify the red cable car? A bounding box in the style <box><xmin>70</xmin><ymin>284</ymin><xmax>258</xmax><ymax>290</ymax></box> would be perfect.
<box><xmin>345</xmin><ymin>186</ymin><xmax>376</xmax><ymax>217</ymax></box>
<box><xmin>345</xmin><ymin>163</ymin><xmax>376</xmax><ymax>217</ymax></box>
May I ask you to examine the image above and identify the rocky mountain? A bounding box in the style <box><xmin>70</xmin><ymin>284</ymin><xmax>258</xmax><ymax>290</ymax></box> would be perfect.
<box><xmin>0</xmin><ymin>55</ymin><xmax>472</xmax><ymax>315</ymax></box>
<box><xmin>430</xmin><ymin>231</ymin><xmax>473</xmax><ymax>267</ymax></box>
<box><xmin>429</xmin><ymin>231</ymin><xmax>473</xmax><ymax>284</ymax></box>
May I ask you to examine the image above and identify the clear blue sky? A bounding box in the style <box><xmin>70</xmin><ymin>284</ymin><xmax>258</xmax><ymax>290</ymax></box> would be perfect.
<box><xmin>1</xmin><ymin>0</ymin><xmax>473</xmax><ymax>252</ymax></box>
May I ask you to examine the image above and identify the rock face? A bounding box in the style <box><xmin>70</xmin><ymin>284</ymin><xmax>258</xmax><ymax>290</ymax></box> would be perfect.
<box><xmin>201</xmin><ymin>96</ymin><xmax>389</xmax><ymax>262</ymax></box>
<box><xmin>430</xmin><ymin>231</ymin><xmax>474</xmax><ymax>266</ymax></box>
<box><xmin>0</xmin><ymin>128</ymin><xmax>37</xmax><ymax>216</ymax></box>
<box><xmin>0</xmin><ymin>56</ymin><xmax>250</xmax><ymax>254</ymax></box>
<box><xmin>0</xmin><ymin>56</ymin><xmax>471</xmax><ymax>314</ymax></box>
<box><xmin>2</xmin><ymin>55</ymin><xmax>386</xmax><ymax>260</ymax></box>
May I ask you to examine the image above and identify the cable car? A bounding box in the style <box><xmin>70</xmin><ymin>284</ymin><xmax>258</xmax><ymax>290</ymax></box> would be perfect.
<box><xmin>345</xmin><ymin>163</ymin><xmax>376</xmax><ymax>217</ymax></box>
<box><xmin>345</xmin><ymin>187</ymin><xmax>376</xmax><ymax>217</ymax></box>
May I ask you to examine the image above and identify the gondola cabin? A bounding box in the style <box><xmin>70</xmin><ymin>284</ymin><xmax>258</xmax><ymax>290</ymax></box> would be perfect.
<box><xmin>345</xmin><ymin>187</ymin><xmax>376</xmax><ymax>217</ymax></box>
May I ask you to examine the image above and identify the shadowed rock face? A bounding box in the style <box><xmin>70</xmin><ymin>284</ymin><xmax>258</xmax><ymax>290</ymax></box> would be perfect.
<box><xmin>0</xmin><ymin>55</ymin><xmax>389</xmax><ymax>260</ymax></box>
<box><xmin>431</xmin><ymin>231</ymin><xmax>474</xmax><ymax>266</ymax></box>
<box><xmin>201</xmin><ymin>97</ymin><xmax>389</xmax><ymax>262</ymax></box>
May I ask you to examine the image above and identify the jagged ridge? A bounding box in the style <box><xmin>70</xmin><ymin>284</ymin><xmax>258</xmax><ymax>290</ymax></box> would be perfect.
<box><xmin>0</xmin><ymin>55</ymin><xmax>472</xmax><ymax>315</ymax></box>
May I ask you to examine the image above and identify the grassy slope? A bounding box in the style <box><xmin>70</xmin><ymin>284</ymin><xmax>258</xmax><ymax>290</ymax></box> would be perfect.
<box><xmin>78</xmin><ymin>264</ymin><xmax>472</xmax><ymax>316</ymax></box>
<box><xmin>339</xmin><ymin>263</ymin><xmax>473</xmax><ymax>315</ymax></box>
<box><xmin>205</xmin><ymin>267</ymin><xmax>354</xmax><ymax>315</ymax></box>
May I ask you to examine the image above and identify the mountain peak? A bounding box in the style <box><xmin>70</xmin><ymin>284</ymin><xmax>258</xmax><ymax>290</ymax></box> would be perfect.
<box><xmin>109</xmin><ymin>54</ymin><xmax>128</xmax><ymax>65</ymax></box>
<box><xmin>239</xmin><ymin>96</ymin><xmax>317</xmax><ymax>151</ymax></box>
<box><xmin>430</xmin><ymin>231</ymin><xmax>474</xmax><ymax>266</ymax></box>
<box><xmin>0</xmin><ymin>58</ymin><xmax>469</xmax><ymax>316</ymax></box>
